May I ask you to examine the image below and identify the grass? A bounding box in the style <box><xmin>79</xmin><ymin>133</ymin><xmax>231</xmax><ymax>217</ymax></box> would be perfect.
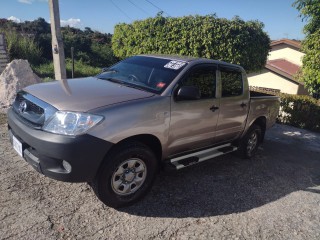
<box><xmin>2</xmin><ymin>30</ymin><xmax>42</xmax><ymax>65</ymax></box>
<box><xmin>32</xmin><ymin>59</ymin><xmax>101</xmax><ymax>80</ymax></box>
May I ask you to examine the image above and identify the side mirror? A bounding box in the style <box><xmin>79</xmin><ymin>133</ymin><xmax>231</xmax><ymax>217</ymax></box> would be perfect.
<box><xmin>176</xmin><ymin>86</ymin><xmax>201</xmax><ymax>100</ymax></box>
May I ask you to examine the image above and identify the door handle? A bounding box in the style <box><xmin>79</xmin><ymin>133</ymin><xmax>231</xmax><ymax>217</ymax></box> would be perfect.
<box><xmin>210</xmin><ymin>105</ymin><xmax>219</xmax><ymax>112</ymax></box>
<box><xmin>240</xmin><ymin>102</ymin><xmax>247</xmax><ymax>108</ymax></box>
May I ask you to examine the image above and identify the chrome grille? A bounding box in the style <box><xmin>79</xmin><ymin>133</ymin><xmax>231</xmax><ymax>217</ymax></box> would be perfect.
<box><xmin>12</xmin><ymin>91</ymin><xmax>57</xmax><ymax>128</ymax></box>
<box><xmin>15</xmin><ymin>94</ymin><xmax>44</xmax><ymax>115</ymax></box>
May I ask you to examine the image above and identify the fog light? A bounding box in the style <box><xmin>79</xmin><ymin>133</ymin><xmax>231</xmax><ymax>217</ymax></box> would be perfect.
<box><xmin>62</xmin><ymin>160</ymin><xmax>72</xmax><ymax>172</ymax></box>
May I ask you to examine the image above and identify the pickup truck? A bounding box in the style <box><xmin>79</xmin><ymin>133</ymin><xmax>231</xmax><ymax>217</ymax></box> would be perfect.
<box><xmin>7</xmin><ymin>55</ymin><xmax>280</xmax><ymax>208</ymax></box>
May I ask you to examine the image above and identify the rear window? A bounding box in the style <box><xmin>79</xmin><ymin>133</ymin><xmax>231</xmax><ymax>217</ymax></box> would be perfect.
<box><xmin>97</xmin><ymin>56</ymin><xmax>187</xmax><ymax>94</ymax></box>
<box><xmin>220</xmin><ymin>67</ymin><xmax>243</xmax><ymax>97</ymax></box>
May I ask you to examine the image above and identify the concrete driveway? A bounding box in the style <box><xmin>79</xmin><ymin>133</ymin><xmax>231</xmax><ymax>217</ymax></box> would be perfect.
<box><xmin>1</xmin><ymin>114</ymin><xmax>320</xmax><ymax>239</ymax></box>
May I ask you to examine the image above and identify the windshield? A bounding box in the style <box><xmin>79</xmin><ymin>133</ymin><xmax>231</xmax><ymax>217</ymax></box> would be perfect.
<box><xmin>97</xmin><ymin>56</ymin><xmax>188</xmax><ymax>94</ymax></box>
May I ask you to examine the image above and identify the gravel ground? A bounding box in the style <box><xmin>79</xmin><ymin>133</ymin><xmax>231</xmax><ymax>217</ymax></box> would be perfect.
<box><xmin>1</xmin><ymin>113</ymin><xmax>320</xmax><ymax>240</ymax></box>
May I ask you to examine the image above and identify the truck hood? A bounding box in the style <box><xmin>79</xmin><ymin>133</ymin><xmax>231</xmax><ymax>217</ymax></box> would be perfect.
<box><xmin>24</xmin><ymin>77</ymin><xmax>154</xmax><ymax>112</ymax></box>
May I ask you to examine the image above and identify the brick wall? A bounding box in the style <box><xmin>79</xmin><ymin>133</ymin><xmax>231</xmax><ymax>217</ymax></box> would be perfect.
<box><xmin>0</xmin><ymin>34</ymin><xmax>8</xmax><ymax>74</ymax></box>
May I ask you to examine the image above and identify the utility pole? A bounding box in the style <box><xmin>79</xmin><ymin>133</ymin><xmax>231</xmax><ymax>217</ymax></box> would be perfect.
<box><xmin>49</xmin><ymin>0</ymin><xmax>67</xmax><ymax>80</ymax></box>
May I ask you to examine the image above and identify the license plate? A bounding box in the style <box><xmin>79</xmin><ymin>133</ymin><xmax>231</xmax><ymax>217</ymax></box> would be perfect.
<box><xmin>12</xmin><ymin>135</ymin><xmax>23</xmax><ymax>157</ymax></box>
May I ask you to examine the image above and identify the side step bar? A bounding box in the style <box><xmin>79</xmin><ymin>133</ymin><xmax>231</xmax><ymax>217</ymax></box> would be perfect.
<box><xmin>169</xmin><ymin>143</ymin><xmax>237</xmax><ymax>170</ymax></box>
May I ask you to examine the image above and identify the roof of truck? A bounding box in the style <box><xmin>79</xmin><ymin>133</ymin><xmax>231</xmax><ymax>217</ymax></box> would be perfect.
<box><xmin>139</xmin><ymin>54</ymin><xmax>244</xmax><ymax>70</ymax></box>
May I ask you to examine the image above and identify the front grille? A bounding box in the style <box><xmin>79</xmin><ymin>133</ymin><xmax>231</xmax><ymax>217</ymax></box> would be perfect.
<box><xmin>12</xmin><ymin>109</ymin><xmax>43</xmax><ymax>129</ymax></box>
<box><xmin>15</xmin><ymin>94</ymin><xmax>44</xmax><ymax>115</ymax></box>
<box><xmin>12</xmin><ymin>91</ymin><xmax>49</xmax><ymax>128</ymax></box>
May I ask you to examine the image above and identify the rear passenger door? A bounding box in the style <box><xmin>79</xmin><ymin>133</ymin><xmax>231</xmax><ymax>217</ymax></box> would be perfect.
<box><xmin>168</xmin><ymin>64</ymin><xmax>219</xmax><ymax>156</ymax></box>
<box><xmin>215</xmin><ymin>65</ymin><xmax>249</xmax><ymax>143</ymax></box>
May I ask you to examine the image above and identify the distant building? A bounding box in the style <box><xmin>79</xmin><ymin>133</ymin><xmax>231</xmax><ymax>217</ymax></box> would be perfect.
<box><xmin>247</xmin><ymin>39</ymin><xmax>308</xmax><ymax>95</ymax></box>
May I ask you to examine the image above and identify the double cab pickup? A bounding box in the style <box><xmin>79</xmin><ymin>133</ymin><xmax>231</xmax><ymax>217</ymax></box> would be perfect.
<box><xmin>8</xmin><ymin>55</ymin><xmax>280</xmax><ymax>208</ymax></box>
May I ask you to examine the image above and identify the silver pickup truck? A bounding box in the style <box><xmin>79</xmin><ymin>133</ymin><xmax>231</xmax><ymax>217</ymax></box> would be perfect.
<box><xmin>7</xmin><ymin>55</ymin><xmax>280</xmax><ymax>208</ymax></box>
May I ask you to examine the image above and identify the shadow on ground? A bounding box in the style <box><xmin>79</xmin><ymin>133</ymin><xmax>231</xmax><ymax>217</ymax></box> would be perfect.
<box><xmin>121</xmin><ymin>129</ymin><xmax>320</xmax><ymax>218</ymax></box>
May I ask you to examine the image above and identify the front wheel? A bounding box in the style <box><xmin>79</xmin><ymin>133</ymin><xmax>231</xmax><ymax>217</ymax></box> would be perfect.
<box><xmin>238</xmin><ymin>124</ymin><xmax>262</xmax><ymax>159</ymax></box>
<box><xmin>92</xmin><ymin>141</ymin><xmax>158</xmax><ymax>208</ymax></box>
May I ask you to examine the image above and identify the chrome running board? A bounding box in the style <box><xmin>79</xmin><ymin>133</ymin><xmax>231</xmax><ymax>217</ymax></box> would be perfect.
<box><xmin>170</xmin><ymin>143</ymin><xmax>237</xmax><ymax>170</ymax></box>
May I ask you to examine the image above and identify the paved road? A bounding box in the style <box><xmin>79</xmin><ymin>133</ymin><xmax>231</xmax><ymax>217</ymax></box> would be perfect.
<box><xmin>1</xmin><ymin>114</ymin><xmax>320</xmax><ymax>239</ymax></box>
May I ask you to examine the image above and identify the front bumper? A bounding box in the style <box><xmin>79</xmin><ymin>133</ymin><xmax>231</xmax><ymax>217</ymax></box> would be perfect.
<box><xmin>7</xmin><ymin>108</ymin><xmax>113</xmax><ymax>182</ymax></box>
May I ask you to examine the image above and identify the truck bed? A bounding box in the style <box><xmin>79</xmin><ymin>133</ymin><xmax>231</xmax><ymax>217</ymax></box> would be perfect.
<box><xmin>247</xmin><ymin>91</ymin><xmax>280</xmax><ymax>131</ymax></box>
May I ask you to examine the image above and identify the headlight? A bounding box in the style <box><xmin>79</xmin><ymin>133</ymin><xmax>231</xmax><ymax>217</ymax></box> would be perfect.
<box><xmin>42</xmin><ymin>111</ymin><xmax>103</xmax><ymax>136</ymax></box>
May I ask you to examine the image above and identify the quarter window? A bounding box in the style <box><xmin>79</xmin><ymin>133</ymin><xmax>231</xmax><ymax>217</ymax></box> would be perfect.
<box><xmin>220</xmin><ymin>67</ymin><xmax>243</xmax><ymax>97</ymax></box>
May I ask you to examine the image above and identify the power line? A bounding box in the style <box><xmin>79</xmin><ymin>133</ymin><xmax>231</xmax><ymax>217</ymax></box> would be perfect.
<box><xmin>145</xmin><ymin>0</ymin><xmax>171</xmax><ymax>17</ymax></box>
<box><xmin>110</xmin><ymin>0</ymin><xmax>133</xmax><ymax>21</ymax></box>
<box><xmin>127</xmin><ymin>0</ymin><xmax>151</xmax><ymax>17</ymax></box>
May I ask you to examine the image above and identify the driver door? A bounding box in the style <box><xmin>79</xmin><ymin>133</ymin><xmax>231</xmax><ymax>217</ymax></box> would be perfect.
<box><xmin>168</xmin><ymin>64</ymin><xmax>220</xmax><ymax>156</ymax></box>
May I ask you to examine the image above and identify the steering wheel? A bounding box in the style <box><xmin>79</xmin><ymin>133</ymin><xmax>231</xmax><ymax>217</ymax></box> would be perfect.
<box><xmin>128</xmin><ymin>74</ymin><xmax>141</xmax><ymax>83</ymax></box>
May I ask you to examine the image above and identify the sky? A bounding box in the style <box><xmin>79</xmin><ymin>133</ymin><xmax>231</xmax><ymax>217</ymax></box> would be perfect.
<box><xmin>0</xmin><ymin>0</ymin><xmax>306</xmax><ymax>40</ymax></box>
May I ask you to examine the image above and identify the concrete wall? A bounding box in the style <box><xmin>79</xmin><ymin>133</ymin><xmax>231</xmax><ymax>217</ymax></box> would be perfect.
<box><xmin>247</xmin><ymin>69</ymin><xmax>299</xmax><ymax>94</ymax></box>
<box><xmin>0</xmin><ymin>34</ymin><xmax>8</xmax><ymax>74</ymax></box>
<box><xmin>269</xmin><ymin>44</ymin><xmax>304</xmax><ymax>66</ymax></box>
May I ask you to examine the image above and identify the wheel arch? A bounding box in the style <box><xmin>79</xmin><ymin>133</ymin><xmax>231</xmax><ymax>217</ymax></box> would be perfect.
<box><xmin>92</xmin><ymin>134</ymin><xmax>161</xmax><ymax>208</ymax></box>
<box><xmin>249</xmin><ymin>116</ymin><xmax>267</xmax><ymax>142</ymax></box>
<box><xmin>113</xmin><ymin>134</ymin><xmax>162</xmax><ymax>162</ymax></box>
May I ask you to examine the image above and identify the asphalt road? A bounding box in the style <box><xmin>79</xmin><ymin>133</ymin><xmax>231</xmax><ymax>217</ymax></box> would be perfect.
<box><xmin>1</xmin><ymin>113</ymin><xmax>320</xmax><ymax>239</ymax></box>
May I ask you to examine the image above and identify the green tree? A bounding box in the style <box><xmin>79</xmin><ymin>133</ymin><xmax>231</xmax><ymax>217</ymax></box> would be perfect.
<box><xmin>294</xmin><ymin>0</ymin><xmax>320</xmax><ymax>95</ymax></box>
<box><xmin>112</xmin><ymin>14</ymin><xmax>270</xmax><ymax>72</ymax></box>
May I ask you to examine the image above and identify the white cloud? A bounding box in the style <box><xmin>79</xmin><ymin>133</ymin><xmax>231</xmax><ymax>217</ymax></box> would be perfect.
<box><xmin>60</xmin><ymin>18</ymin><xmax>81</xmax><ymax>28</ymax></box>
<box><xmin>18</xmin><ymin>0</ymin><xmax>33</xmax><ymax>4</ymax></box>
<box><xmin>17</xmin><ymin>0</ymin><xmax>47</xmax><ymax>4</ymax></box>
<box><xmin>7</xmin><ymin>16</ymin><xmax>21</xmax><ymax>23</ymax></box>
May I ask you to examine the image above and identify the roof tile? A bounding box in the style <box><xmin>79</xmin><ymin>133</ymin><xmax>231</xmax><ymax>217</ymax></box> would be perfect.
<box><xmin>266</xmin><ymin>59</ymin><xmax>300</xmax><ymax>77</ymax></box>
<box><xmin>270</xmin><ymin>39</ymin><xmax>301</xmax><ymax>49</ymax></box>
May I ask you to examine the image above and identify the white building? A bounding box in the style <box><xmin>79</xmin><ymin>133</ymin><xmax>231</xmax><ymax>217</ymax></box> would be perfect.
<box><xmin>248</xmin><ymin>39</ymin><xmax>308</xmax><ymax>95</ymax></box>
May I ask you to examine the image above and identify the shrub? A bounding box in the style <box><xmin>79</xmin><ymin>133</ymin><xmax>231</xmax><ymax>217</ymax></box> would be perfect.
<box><xmin>90</xmin><ymin>43</ymin><xmax>118</xmax><ymax>68</ymax></box>
<box><xmin>32</xmin><ymin>62</ymin><xmax>55</xmax><ymax>79</ymax></box>
<box><xmin>65</xmin><ymin>59</ymin><xmax>101</xmax><ymax>78</ymax></box>
<box><xmin>112</xmin><ymin>14</ymin><xmax>270</xmax><ymax>72</ymax></box>
<box><xmin>278</xmin><ymin>93</ymin><xmax>320</xmax><ymax>132</ymax></box>
<box><xmin>2</xmin><ymin>30</ymin><xmax>42</xmax><ymax>65</ymax></box>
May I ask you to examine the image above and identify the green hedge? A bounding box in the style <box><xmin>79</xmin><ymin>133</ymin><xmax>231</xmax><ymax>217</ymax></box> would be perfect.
<box><xmin>112</xmin><ymin>14</ymin><xmax>270</xmax><ymax>72</ymax></box>
<box><xmin>278</xmin><ymin>94</ymin><xmax>320</xmax><ymax>132</ymax></box>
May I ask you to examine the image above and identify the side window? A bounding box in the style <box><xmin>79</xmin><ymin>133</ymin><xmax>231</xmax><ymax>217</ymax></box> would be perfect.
<box><xmin>181</xmin><ymin>65</ymin><xmax>216</xmax><ymax>99</ymax></box>
<box><xmin>220</xmin><ymin>67</ymin><xmax>243</xmax><ymax>97</ymax></box>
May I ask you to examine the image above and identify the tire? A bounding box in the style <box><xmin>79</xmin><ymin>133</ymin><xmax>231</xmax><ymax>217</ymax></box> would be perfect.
<box><xmin>92</xmin><ymin>141</ymin><xmax>158</xmax><ymax>208</ymax></box>
<box><xmin>238</xmin><ymin>124</ymin><xmax>262</xmax><ymax>159</ymax></box>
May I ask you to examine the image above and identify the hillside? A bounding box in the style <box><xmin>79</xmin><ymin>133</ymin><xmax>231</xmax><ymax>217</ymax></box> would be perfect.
<box><xmin>0</xmin><ymin>17</ymin><xmax>117</xmax><ymax>78</ymax></box>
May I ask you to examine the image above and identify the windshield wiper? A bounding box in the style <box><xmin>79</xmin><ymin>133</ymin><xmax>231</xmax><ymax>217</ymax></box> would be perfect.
<box><xmin>101</xmin><ymin>68</ymin><xmax>118</xmax><ymax>74</ymax></box>
<box><xmin>98</xmin><ymin>76</ymin><xmax>150</xmax><ymax>92</ymax></box>
<box><xmin>97</xmin><ymin>77</ymin><xmax>124</xmax><ymax>84</ymax></box>
<box><xmin>121</xmin><ymin>82</ymin><xmax>152</xmax><ymax>92</ymax></box>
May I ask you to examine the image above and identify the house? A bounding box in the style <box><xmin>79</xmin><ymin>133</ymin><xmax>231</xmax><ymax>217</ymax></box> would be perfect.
<box><xmin>247</xmin><ymin>39</ymin><xmax>308</xmax><ymax>95</ymax></box>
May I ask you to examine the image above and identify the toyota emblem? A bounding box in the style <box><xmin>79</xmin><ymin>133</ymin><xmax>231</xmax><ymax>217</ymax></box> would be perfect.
<box><xmin>18</xmin><ymin>101</ymin><xmax>28</xmax><ymax>114</ymax></box>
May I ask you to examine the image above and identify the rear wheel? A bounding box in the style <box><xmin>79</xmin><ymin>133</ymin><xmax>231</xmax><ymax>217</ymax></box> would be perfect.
<box><xmin>238</xmin><ymin>124</ymin><xmax>262</xmax><ymax>159</ymax></box>
<box><xmin>92</xmin><ymin>141</ymin><xmax>158</xmax><ymax>208</ymax></box>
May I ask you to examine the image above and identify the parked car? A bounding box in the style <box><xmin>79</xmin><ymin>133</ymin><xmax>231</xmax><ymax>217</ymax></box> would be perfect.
<box><xmin>7</xmin><ymin>55</ymin><xmax>280</xmax><ymax>208</ymax></box>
